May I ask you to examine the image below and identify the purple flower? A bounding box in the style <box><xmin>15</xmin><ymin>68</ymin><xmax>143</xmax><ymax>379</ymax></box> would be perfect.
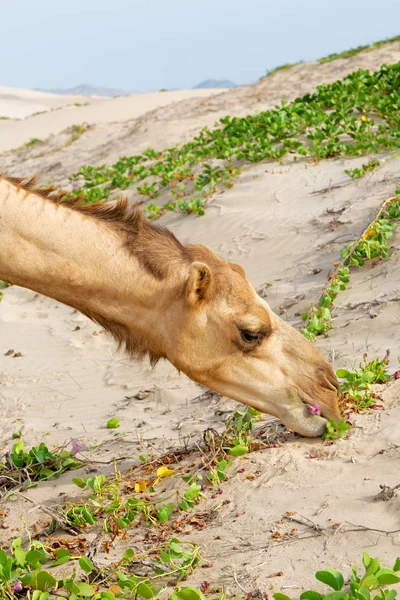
<box><xmin>394</xmin><ymin>370</ymin><xmax>400</xmax><ymax>380</ymax></box>
<box><xmin>72</xmin><ymin>183</ymin><xmax>79</xmax><ymax>189</ymax></box>
<box><xmin>306</xmin><ymin>404</ymin><xmax>321</xmax><ymax>416</ymax></box>
<box><xmin>71</xmin><ymin>439</ymin><xmax>88</xmax><ymax>456</ymax></box>
<box><xmin>13</xmin><ymin>582</ymin><xmax>23</xmax><ymax>592</ymax></box>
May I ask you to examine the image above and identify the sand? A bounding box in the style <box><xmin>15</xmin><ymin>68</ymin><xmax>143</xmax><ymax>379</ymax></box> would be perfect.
<box><xmin>0</xmin><ymin>42</ymin><xmax>400</xmax><ymax>596</ymax></box>
<box><xmin>0</xmin><ymin>88</ymin><xmax>225</xmax><ymax>152</ymax></box>
<box><xmin>0</xmin><ymin>86</ymin><xmax>104</xmax><ymax>120</ymax></box>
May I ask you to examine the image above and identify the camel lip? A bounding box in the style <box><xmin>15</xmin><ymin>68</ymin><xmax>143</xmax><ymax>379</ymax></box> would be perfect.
<box><xmin>298</xmin><ymin>389</ymin><xmax>340</xmax><ymax>423</ymax></box>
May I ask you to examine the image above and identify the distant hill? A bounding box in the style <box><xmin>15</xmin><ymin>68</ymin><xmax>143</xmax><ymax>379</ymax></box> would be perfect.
<box><xmin>192</xmin><ymin>79</ymin><xmax>237</xmax><ymax>89</ymax></box>
<box><xmin>37</xmin><ymin>84</ymin><xmax>129</xmax><ymax>97</ymax></box>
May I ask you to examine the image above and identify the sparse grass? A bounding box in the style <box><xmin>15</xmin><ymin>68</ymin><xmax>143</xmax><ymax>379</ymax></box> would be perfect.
<box><xmin>302</xmin><ymin>190</ymin><xmax>400</xmax><ymax>340</ymax></box>
<box><xmin>68</xmin><ymin>124</ymin><xmax>88</xmax><ymax>144</ymax></box>
<box><xmin>264</xmin><ymin>61</ymin><xmax>304</xmax><ymax>77</ymax></box>
<box><xmin>337</xmin><ymin>352</ymin><xmax>392</xmax><ymax>412</ymax></box>
<box><xmin>67</xmin><ymin>62</ymin><xmax>400</xmax><ymax>218</ymax></box>
<box><xmin>0</xmin><ymin>534</ymin><xmax>202</xmax><ymax>600</ymax></box>
<box><xmin>318</xmin><ymin>34</ymin><xmax>400</xmax><ymax>64</ymax></box>
<box><xmin>0</xmin><ymin>440</ymin><xmax>83</xmax><ymax>492</ymax></box>
<box><xmin>56</xmin><ymin>407</ymin><xmax>264</xmax><ymax>532</ymax></box>
<box><xmin>345</xmin><ymin>159</ymin><xmax>380</xmax><ymax>179</ymax></box>
<box><xmin>25</xmin><ymin>138</ymin><xmax>44</xmax><ymax>148</ymax></box>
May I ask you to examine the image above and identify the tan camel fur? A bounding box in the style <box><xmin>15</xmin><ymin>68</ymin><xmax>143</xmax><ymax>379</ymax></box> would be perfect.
<box><xmin>0</xmin><ymin>175</ymin><xmax>340</xmax><ymax>436</ymax></box>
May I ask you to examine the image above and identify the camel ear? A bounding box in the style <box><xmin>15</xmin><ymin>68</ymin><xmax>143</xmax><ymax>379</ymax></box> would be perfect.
<box><xmin>186</xmin><ymin>262</ymin><xmax>213</xmax><ymax>306</ymax></box>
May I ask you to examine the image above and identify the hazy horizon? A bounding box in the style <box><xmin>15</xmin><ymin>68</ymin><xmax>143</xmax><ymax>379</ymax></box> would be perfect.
<box><xmin>1</xmin><ymin>0</ymin><xmax>399</xmax><ymax>92</ymax></box>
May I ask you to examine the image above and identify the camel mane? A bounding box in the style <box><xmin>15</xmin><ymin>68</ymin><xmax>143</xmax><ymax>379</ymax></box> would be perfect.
<box><xmin>2</xmin><ymin>174</ymin><xmax>189</xmax><ymax>280</ymax></box>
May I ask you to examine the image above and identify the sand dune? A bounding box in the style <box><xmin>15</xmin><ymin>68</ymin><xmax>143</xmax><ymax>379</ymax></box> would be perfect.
<box><xmin>0</xmin><ymin>86</ymin><xmax>101</xmax><ymax>119</ymax></box>
<box><xmin>0</xmin><ymin>88</ymin><xmax>225</xmax><ymax>151</ymax></box>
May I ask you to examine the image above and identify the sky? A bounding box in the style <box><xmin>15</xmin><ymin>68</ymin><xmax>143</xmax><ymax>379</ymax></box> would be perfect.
<box><xmin>1</xmin><ymin>0</ymin><xmax>400</xmax><ymax>92</ymax></box>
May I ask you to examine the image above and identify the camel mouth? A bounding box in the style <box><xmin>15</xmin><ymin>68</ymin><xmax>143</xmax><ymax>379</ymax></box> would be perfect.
<box><xmin>282</xmin><ymin>405</ymin><xmax>327</xmax><ymax>437</ymax></box>
<box><xmin>279</xmin><ymin>392</ymin><xmax>331</xmax><ymax>437</ymax></box>
<box><xmin>297</xmin><ymin>383</ymin><xmax>341</xmax><ymax>422</ymax></box>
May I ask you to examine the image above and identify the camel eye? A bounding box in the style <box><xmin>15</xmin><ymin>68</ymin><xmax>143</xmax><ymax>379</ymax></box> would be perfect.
<box><xmin>239</xmin><ymin>329</ymin><xmax>261</xmax><ymax>344</ymax></box>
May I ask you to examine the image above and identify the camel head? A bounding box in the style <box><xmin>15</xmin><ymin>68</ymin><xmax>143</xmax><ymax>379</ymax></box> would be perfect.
<box><xmin>166</xmin><ymin>245</ymin><xmax>340</xmax><ymax>437</ymax></box>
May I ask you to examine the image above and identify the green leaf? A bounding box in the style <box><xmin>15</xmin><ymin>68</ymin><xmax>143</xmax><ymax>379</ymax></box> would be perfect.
<box><xmin>323</xmin><ymin>593</ymin><xmax>348</xmax><ymax>600</ymax></box>
<box><xmin>158</xmin><ymin>503</ymin><xmax>175</xmax><ymax>524</ymax></box>
<box><xmin>79</xmin><ymin>555</ymin><xmax>94</xmax><ymax>573</ymax></box>
<box><xmin>170</xmin><ymin>588</ymin><xmax>207</xmax><ymax>600</ymax></box>
<box><xmin>366</xmin><ymin>558</ymin><xmax>380</xmax><ymax>576</ymax></box>
<box><xmin>274</xmin><ymin>594</ymin><xmax>293</xmax><ymax>600</ymax></box>
<box><xmin>300</xmin><ymin>592</ymin><xmax>324</xmax><ymax>600</ymax></box>
<box><xmin>26</xmin><ymin>550</ymin><xmax>44</xmax><ymax>568</ymax></box>
<box><xmin>137</xmin><ymin>582</ymin><xmax>155</xmax><ymax>598</ymax></box>
<box><xmin>319</xmin><ymin>294</ymin><xmax>332</xmax><ymax>308</ymax></box>
<box><xmin>106</xmin><ymin>418</ymin><xmax>120</xmax><ymax>429</ymax></box>
<box><xmin>315</xmin><ymin>568</ymin><xmax>345</xmax><ymax>590</ymax></box>
<box><xmin>76</xmin><ymin>582</ymin><xmax>96</xmax><ymax>597</ymax></box>
<box><xmin>122</xmin><ymin>548</ymin><xmax>135</xmax><ymax>562</ymax></box>
<box><xmin>375</xmin><ymin>569</ymin><xmax>400</xmax><ymax>585</ymax></box>
<box><xmin>361</xmin><ymin>574</ymin><xmax>379</xmax><ymax>589</ymax></box>
<box><xmin>179</xmin><ymin>499</ymin><xmax>189</xmax><ymax>511</ymax></box>
<box><xmin>13</xmin><ymin>546</ymin><xmax>27</xmax><ymax>566</ymax></box>
<box><xmin>320</xmin><ymin>307</ymin><xmax>331</xmax><ymax>320</ymax></box>
<box><xmin>355</xmin><ymin>589</ymin><xmax>371</xmax><ymax>600</ymax></box>
<box><xmin>336</xmin><ymin>369</ymin><xmax>352</xmax><ymax>379</ymax></box>
<box><xmin>40</xmin><ymin>468</ymin><xmax>55</xmax><ymax>480</ymax></box>
<box><xmin>100</xmin><ymin>593</ymin><xmax>116</xmax><ymax>600</ymax></box>
<box><xmin>169</xmin><ymin>541</ymin><xmax>183</xmax><ymax>555</ymax></box>
<box><xmin>72</xmin><ymin>477</ymin><xmax>87</xmax><ymax>488</ymax></box>
<box><xmin>363</xmin><ymin>552</ymin><xmax>372</xmax><ymax>568</ymax></box>
<box><xmin>55</xmin><ymin>548</ymin><xmax>71</xmax><ymax>560</ymax></box>
<box><xmin>32</xmin><ymin>593</ymin><xmax>50</xmax><ymax>600</ymax></box>
<box><xmin>377</xmin><ymin>591</ymin><xmax>397</xmax><ymax>600</ymax></box>
<box><xmin>229</xmin><ymin>445</ymin><xmax>248</xmax><ymax>457</ymax></box>
<box><xmin>21</xmin><ymin>571</ymin><xmax>57</xmax><ymax>592</ymax></box>
<box><xmin>52</xmin><ymin>550</ymin><xmax>72</xmax><ymax>566</ymax></box>
<box><xmin>393</xmin><ymin>557</ymin><xmax>400</xmax><ymax>571</ymax></box>
<box><xmin>82</xmin><ymin>507</ymin><xmax>96</xmax><ymax>525</ymax></box>
<box><xmin>160</xmin><ymin>550</ymin><xmax>171</xmax><ymax>563</ymax></box>
<box><xmin>185</xmin><ymin>483</ymin><xmax>201</xmax><ymax>501</ymax></box>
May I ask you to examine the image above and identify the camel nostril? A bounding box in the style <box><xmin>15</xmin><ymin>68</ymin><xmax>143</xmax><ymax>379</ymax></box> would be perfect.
<box><xmin>318</xmin><ymin>366</ymin><xmax>339</xmax><ymax>392</ymax></box>
<box><xmin>331</xmin><ymin>377</ymin><xmax>340</xmax><ymax>392</ymax></box>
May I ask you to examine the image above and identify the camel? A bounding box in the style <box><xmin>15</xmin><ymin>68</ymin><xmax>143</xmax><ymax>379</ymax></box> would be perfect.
<box><xmin>0</xmin><ymin>175</ymin><xmax>340</xmax><ymax>437</ymax></box>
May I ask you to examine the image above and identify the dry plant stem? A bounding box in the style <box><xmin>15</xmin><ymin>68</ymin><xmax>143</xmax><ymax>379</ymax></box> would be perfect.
<box><xmin>310</xmin><ymin>193</ymin><xmax>399</xmax><ymax>313</ymax></box>
<box><xmin>276</xmin><ymin>513</ymin><xmax>400</xmax><ymax>548</ymax></box>
<box><xmin>233</xmin><ymin>568</ymin><xmax>248</xmax><ymax>594</ymax></box>
<box><xmin>14</xmin><ymin>491</ymin><xmax>80</xmax><ymax>536</ymax></box>
<box><xmin>285</xmin><ymin>513</ymin><xmax>324</xmax><ymax>533</ymax></box>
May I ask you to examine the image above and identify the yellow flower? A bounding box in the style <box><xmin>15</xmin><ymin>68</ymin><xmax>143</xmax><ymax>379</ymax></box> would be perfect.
<box><xmin>134</xmin><ymin>480</ymin><xmax>147</xmax><ymax>492</ymax></box>
<box><xmin>153</xmin><ymin>465</ymin><xmax>176</xmax><ymax>486</ymax></box>
<box><xmin>361</xmin><ymin>115</ymin><xmax>367</xmax><ymax>121</ymax></box>
<box><xmin>362</xmin><ymin>226</ymin><xmax>375</xmax><ymax>240</ymax></box>
<box><xmin>156</xmin><ymin>465</ymin><xmax>175</xmax><ymax>479</ymax></box>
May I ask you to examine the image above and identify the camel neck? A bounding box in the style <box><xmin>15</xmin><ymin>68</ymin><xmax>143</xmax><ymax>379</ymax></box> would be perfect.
<box><xmin>0</xmin><ymin>178</ymin><xmax>179</xmax><ymax>328</ymax></box>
